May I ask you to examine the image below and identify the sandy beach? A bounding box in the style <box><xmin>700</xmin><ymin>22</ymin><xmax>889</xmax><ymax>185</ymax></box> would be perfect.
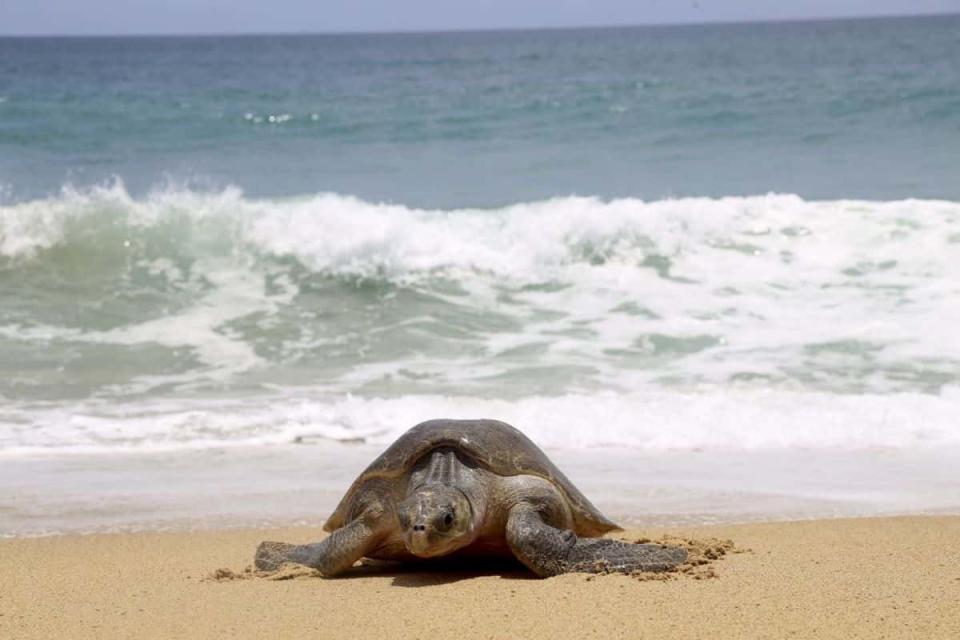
<box><xmin>2</xmin><ymin>516</ymin><xmax>958</xmax><ymax>639</ymax></box>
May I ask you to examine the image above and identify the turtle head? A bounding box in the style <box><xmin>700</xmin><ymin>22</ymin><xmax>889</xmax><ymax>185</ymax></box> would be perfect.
<box><xmin>397</xmin><ymin>486</ymin><xmax>474</xmax><ymax>558</ymax></box>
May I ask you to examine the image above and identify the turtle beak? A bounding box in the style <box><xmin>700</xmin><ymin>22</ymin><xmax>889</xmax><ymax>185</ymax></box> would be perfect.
<box><xmin>407</xmin><ymin>522</ymin><xmax>432</xmax><ymax>556</ymax></box>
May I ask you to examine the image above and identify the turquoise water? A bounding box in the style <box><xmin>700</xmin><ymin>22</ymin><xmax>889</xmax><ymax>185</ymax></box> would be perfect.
<box><xmin>1</xmin><ymin>16</ymin><xmax>959</xmax><ymax>454</ymax></box>
<box><xmin>3</xmin><ymin>16</ymin><xmax>960</xmax><ymax>205</ymax></box>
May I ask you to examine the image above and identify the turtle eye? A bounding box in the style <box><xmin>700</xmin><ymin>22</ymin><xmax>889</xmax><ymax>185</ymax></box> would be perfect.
<box><xmin>443</xmin><ymin>512</ymin><xmax>454</xmax><ymax>527</ymax></box>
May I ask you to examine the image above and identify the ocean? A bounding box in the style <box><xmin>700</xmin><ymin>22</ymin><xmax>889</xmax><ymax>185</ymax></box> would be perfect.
<box><xmin>1</xmin><ymin>15</ymin><xmax>959</xmax><ymax>534</ymax></box>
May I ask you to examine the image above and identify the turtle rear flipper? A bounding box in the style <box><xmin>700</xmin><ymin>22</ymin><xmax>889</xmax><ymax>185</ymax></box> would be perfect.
<box><xmin>566</xmin><ymin>538</ymin><xmax>687</xmax><ymax>573</ymax></box>
<box><xmin>505</xmin><ymin>504</ymin><xmax>686</xmax><ymax>577</ymax></box>
<box><xmin>254</xmin><ymin>541</ymin><xmax>302</xmax><ymax>572</ymax></box>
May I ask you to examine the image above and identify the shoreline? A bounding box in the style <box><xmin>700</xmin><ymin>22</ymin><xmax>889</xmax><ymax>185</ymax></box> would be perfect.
<box><xmin>3</xmin><ymin>516</ymin><xmax>958</xmax><ymax>639</ymax></box>
<box><xmin>3</xmin><ymin>443</ymin><xmax>960</xmax><ymax>537</ymax></box>
<box><xmin>5</xmin><ymin>506</ymin><xmax>960</xmax><ymax>541</ymax></box>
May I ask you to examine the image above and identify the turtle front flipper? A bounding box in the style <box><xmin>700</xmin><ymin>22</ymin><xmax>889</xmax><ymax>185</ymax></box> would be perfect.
<box><xmin>505</xmin><ymin>504</ymin><xmax>686</xmax><ymax>577</ymax></box>
<box><xmin>255</xmin><ymin>505</ymin><xmax>387</xmax><ymax>577</ymax></box>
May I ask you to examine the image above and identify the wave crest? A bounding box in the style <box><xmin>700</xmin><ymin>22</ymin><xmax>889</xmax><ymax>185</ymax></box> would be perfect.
<box><xmin>3</xmin><ymin>182</ymin><xmax>959</xmax><ymax>284</ymax></box>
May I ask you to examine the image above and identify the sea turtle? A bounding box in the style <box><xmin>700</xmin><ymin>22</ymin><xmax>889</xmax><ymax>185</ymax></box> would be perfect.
<box><xmin>255</xmin><ymin>419</ymin><xmax>686</xmax><ymax>577</ymax></box>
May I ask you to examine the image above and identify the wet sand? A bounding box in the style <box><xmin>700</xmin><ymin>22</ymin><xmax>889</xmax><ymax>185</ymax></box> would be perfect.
<box><xmin>2</xmin><ymin>516</ymin><xmax>959</xmax><ymax>639</ymax></box>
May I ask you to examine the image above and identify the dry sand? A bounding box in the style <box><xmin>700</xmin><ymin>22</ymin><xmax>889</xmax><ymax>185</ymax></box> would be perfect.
<box><xmin>2</xmin><ymin>516</ymin><xmax>958</xmax><ymax>639</ymax></box>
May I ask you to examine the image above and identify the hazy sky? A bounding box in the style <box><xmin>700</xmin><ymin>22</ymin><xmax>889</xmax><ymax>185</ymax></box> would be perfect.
<box><xmin>2</xmin><ymin>0</ymin><xmax>959</xmax><ymax>36</ymax></box>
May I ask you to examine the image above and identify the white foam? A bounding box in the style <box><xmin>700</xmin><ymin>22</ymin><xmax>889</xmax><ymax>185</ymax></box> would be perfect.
<box><xmin>5</xmin><ymin>184</ymin><xmax>958</xmax><ymax>283</ymax></box>
<box><xmin>2</xmin><ymin>184</ymin><xmax>959</xmax><ymax>401</ymax></box>
<box><xmin>1</xmin><ymin>388</ymin><xmax>958</xmax><ymax>455</ymax></box>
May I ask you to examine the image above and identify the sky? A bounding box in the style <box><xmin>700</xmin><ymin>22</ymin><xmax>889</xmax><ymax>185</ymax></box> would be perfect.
<box><xmin>1</xmin><ymin>0</ymin><xmax>959</xmax><ymax>36</ymax></box>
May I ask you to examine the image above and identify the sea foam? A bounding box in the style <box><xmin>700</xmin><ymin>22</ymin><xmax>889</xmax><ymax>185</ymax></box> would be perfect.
<box><xmin>3</xmin><ymin>182</ymin><xmax>959</xmax><ymax>282</ymax></box>
<box><xmin>1</xmin><ymin>388</ymin><xmax>959</xmax><ymax>455</ymax></box>
<box><xmin>1</xmin><ymin>184</ymin><xmax>959</xmax><ymax>453</ymax></box>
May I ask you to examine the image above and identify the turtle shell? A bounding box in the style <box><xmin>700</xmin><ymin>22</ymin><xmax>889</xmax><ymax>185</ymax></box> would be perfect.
<box><xmin>324</xmin><ymin>419</ymin><xmax>621</xmax><ymax>537</ymax></box>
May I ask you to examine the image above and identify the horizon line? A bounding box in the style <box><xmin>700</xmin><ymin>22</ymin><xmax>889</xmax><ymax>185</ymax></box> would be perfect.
<box><xmin>1</xmin><ymin>10</ymin><xmax>958</xmax><ymax>39</ymax></box>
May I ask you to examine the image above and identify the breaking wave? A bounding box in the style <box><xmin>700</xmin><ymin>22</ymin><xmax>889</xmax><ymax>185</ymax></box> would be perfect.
<box><xmin>3</xmin><ymin>181</ymin><xmax>960</xmax><ymax>283</ymax></box>
<box><xmin>1</xmin><ymin>183</ymin><xmax>959</xmax><ymax>453</ymax></box>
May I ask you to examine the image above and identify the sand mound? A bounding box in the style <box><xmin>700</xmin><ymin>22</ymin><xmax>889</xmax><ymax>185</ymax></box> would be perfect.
<box><xmin>207</xmin><ymin>563</ymin><xmax>319</xmax><ymax>582</ymax></box>
<box><xmin>616</xmin><ymin>535</ymin><xmax>743</xmax><ymax>581</ymax></box>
